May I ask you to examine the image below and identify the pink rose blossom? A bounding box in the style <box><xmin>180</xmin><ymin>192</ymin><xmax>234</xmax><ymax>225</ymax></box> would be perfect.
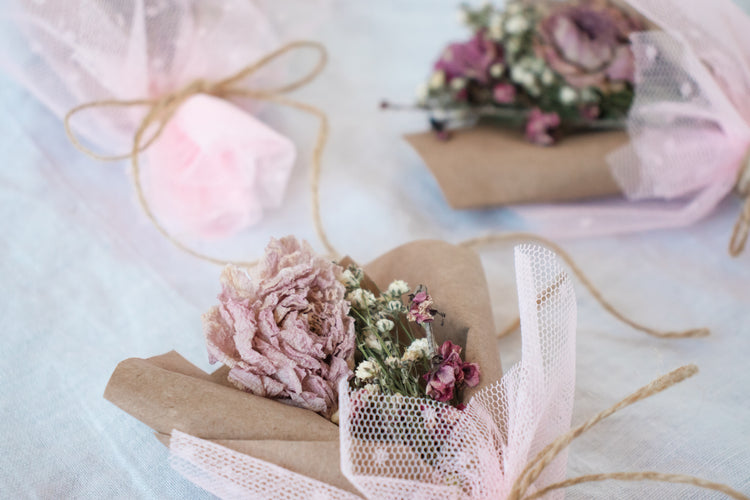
<box><xmin>202</xmin><ymin>236</ymin><xmax>355</xmax><ymax>417</ymax></box>
<box><xmin>493</xmin><ymin>83</ymin><xmax>517</xmax><ymax>104</ymax></box>
<box><xmin>525</xmin><ymin>108</ymin><xmax>561</xmax><ymax>146</ymax></box>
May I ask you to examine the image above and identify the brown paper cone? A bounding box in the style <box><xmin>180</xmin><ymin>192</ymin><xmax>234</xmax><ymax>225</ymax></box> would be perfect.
<box><xmin>406</xmin><ymin>124</ymin><xmax>628</xmax><ymax>209</ymax></box>
<box><xmin>104</xmin><ymin>240</ymin><xmax>502</xmax><ymax>493</ymax></box>
<box><xmin>104</xmin><ymin>353</ymin><xmax>340</xmax><ymax>441</ymax></box>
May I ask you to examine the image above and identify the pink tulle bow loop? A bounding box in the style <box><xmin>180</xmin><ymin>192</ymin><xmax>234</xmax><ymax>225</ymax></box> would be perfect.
<box><xmin>142</xmin><ymin>94</ymin><xmax>296</xmax><ymax>239</ymax></box>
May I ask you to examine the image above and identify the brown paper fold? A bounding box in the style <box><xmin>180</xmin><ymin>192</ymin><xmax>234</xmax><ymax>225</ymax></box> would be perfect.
<box><xmin>104</xmin><ymin>240</ymin><xmax>501</xmax><ymax>494</ymax></box>
<box><xmin>405</xmin><ymin>123</ymin><xmax>628</xmax><ymax>209</ymax></box>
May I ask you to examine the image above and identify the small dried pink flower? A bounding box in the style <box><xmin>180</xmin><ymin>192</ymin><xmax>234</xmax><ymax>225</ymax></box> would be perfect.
<box><xmin>425</xmin><ymin>341</ymin><xmax>481</xmax><ymax>404</ymax></box>
<box><xmin>525</xmin><ymin>108</ymin><xmax>561</xmax><ymax>146</ymax></box>
<box><xmin>434</xmin><ymin>31</ymin><xmax>504</xmax><ymax>84</ymax></box>
<box><xmin>425</xmin><ymin>364</ymin><xmax>456</xmax><ymax>403</ymax></box>
<box><xmin>493</xmin><ymin>82</ymin><xmax>517</xmax><ymax>104</ymax></box>
<box><xmin>202</xmin><ymin>236</ymin><xmax>355</xmax><ymax>418</ymax></box>
<box><xmin>407</xmin><ymin>290</ymin><xmax>436</xmax><ymax>324</ymax></box>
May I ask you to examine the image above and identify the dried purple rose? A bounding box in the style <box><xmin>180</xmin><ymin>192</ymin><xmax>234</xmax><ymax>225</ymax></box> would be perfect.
<box><xmin>434</xmin><ymin>31</ymin><xmax>504</xmax><ymax>84</ymax></box>
<box><xmin>202</xmin><ymin>236</ymin><xmax>355</xmax><ymax>418</ymax></box>
<box><xmin>535</xmin><ymin>0</ymin><xmax>643</xmax><ymax>90</ymax></box>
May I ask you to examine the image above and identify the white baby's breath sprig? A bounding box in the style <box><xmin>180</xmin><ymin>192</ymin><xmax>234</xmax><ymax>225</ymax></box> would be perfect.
<box><xmin>559</xmin><ymin>86</ymin><xmax>578</xmax><ymax>105</ymax></box>
<box><xmin>364</xmin><ymin>333</ymin><xmax>382</xmax><ymax>352</ymax></box>
<box><xmin>505</xmin><ymin>14</ymin><xmax>529</xmax><ymax>35</ymax></box>
<box><xmin>402</xmin><ymin>338</ymin><xmax>431</xmax><ymax>363</ymax></box>
<box><xmin>429</xmin><ymin>70</ymin><xmax>446</xmax><ymax>90</ymax></box>
<box><xmin>376</xmin><ymin>318</ymin><xmax>395</xmax><ymax>333</ymax></box>
<box><xmin>347</xmin><ymin>288</ymin><xmax>376</xmax><ymax>309</ymax></box>
<box><xmin>386</xmin><ymin>280</ymin><xmax>409</xmax><ymax>298</ymax></box>
<box><xmin>355</xmin><ymin>360</ymin><xmax>379</xmax><ymax>381</ymax></box>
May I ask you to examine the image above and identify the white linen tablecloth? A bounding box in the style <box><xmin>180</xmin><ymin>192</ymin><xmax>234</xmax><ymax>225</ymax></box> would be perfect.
<box><xmin>1</xmin><ymin>1</ymin><xmax>748</xmax><ymax>498</ymax></box>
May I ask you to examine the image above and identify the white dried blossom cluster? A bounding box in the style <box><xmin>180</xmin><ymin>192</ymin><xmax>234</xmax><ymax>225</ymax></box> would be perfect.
<box><xmin>402</xmin><ymin>338</ymin><xmax>431</xmax><ymax>363</ymax></box>
<box><xmin>355</xmin><ymin>360</ymin><xmax>379</xmax><ymax>381</ymax></box>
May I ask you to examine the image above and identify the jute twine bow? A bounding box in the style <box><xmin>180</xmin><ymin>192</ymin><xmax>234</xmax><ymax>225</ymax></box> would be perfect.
<box><xmin>64</xmin><ymin>40</ymin><xmax>337</xmax><ymax>267</ymax></box>
<box><xmin>506</xmin><ymin>364</ymin><xmax>748</xmax><ymax>500</ymax></box>
<box><xmin>729</xmin><ymin>155</ymin><xmax>750</xmax><ymax>256</ymax></box>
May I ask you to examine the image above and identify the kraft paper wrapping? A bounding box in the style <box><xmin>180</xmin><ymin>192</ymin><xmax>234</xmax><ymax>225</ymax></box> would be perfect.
<box><xmin>104</xmin><ymin>240</ymin><xmax>501</xmax><ymax>494</ymax></box>
<box><xmin>406</xmin><ymin>124</ymin><xmax>628</xmax><ymax>209</ymax></box>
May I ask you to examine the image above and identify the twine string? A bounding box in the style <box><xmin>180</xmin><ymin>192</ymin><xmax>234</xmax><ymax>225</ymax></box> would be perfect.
<box><xmin>729</xmin><ymin>155</ymin><xmax>750</xmax><ymax>256</ymax></box>
<box><xmin>507</xmin><ymin>364</ymin><xmax>748</xmax><ymax>500</ymax></box>
<box><xmin>64</xmin><ymin>40</ymin><xmax>338</xmax><ymax>267</ymax></box>
<box><xmin>460</xmin><ymin>233</ymin><xmax>710</xmax><ymax>339</ymax></box>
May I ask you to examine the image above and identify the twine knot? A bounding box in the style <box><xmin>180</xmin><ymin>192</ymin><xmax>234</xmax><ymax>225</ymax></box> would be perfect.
<box><xmin>64</xmin><ymin>40</ymin><xmax>337</xmax><ymax>266</ymax></box>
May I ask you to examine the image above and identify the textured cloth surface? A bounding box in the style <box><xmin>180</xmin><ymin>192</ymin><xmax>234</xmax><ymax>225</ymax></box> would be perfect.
<box><xmin>1</xmin><ymin>1</ymin><xmax>749</xmax><ymax>499</ymax></box>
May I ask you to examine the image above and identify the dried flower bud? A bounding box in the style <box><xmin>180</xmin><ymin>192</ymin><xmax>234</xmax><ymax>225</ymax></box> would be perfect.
<box><xmin>386</xmin><ymin>280</ymin><xmax>409</xmax><ymax>297</ymax></box>
<box><xmin>355</xmin><ymin>360</ymin><xmax>379</xmax><ymax>381</ymax></box>
<box><xmin>386</xmin><ymin>300</ymin><xmax>405</xmax><ymax>313</ymax></box>
<box><xmin>364</xmin><ymin>333</ymin><xmax>382</xmax><ymax>352</ymax></box>
<box><xmin>363</xmin><ymin>383</ymin><xmax>380</xmax><ymax>394</ymax></box>
<box><xmin>402</xmin><ymin>338</ymin><xmax>431</xmax><ymax>363</ymax></box>
<box><xmin>376</xmin><ymin>318</ymin><xmax>395</xmax><ymax>333</ymax></box>
<box><xmin>385</xmin><ymin>356</ymin><xmax>401</xmax><ymax>368</ymax></box>
<box><xmin>505</xmin><ymin>14</ymin><xmax>529</xmax><ymax>35</ymax></box>
<box><xmin>347</xmin><ymin>288</ymin><xmax>376</xmax><ymax>309</ymax></box>
<box><xmin>429</xmin><ymin>70</ymin><xmax>447</xmax><ymax>89</ymax></box>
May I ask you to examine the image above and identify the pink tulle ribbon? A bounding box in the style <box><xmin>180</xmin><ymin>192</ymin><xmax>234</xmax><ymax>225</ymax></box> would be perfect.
<box><xmin>519</xmin><ymin>0</ymin><xmax>750</xmax><ymax>252</ymax></box>
<box><xmin>168</xmin><ymin>245</ymin><xmax>577</xmax><ymax>499</ymax></box>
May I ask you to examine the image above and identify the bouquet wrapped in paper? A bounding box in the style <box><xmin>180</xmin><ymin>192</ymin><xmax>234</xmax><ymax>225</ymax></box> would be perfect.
<box><xmin>405</xmin><ymin>0</ymin><xmax>642</xmax><ymax>207</ymax></box>
<box><xmin>104</xmin><ymin>236</ymin><xmax>746</xmax><ymax>498</ymax></box>
<box><xmin>405</xmin><ymin>0</ymin><xmax>750</xmax><ymax>255</ymax></box>
<box><xmin>104</xmin><ymin>236</ymin><xmax>577</xmax><ymax>498</ymax></box>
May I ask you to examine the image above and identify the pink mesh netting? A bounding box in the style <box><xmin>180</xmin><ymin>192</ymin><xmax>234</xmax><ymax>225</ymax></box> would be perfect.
<box><xmin>169</xmin><ymin>244</ymin><xmax>577</xmax><ymax>499</ymax></box>
<box><xmin>519</xmin><ymin>0</ymin><xmax>750</xmax><ymax>239</ymax></box>
<box><xmin>169</xmin><ymin>430</ymin><xmax>359</xmax><ymax>500</ymax></box>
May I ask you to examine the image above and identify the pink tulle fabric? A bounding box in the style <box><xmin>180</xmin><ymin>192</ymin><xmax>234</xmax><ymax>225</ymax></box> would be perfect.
<box><xmin>143</xmin><ymin>95</ymin><xmax>295</xmax><ymax>238</ymax></box>
<box><xmin>519</xmin><ymin>0</ymin><xmax>750</xmax><ymax>239</ymax></box>
<box><xmin>0</xmin><ymin>0</ymin><xmax>297</xmax><ymax>238</ymax></box>
<box><xmin>169</xmin><ymin>244</ymin><xmax>577</xmax><ymax>499</ymax></box>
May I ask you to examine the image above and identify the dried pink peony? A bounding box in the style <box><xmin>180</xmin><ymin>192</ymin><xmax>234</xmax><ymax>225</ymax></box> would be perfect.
<box><xmin>202</xmin><ymin>236</ymin><xmax>355</xmax><ymax>418</ymax></box>
<box><xmin>535</xmin><ymin>0</ymin><xmax>643</xmax><ymax>90</ymax></box>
